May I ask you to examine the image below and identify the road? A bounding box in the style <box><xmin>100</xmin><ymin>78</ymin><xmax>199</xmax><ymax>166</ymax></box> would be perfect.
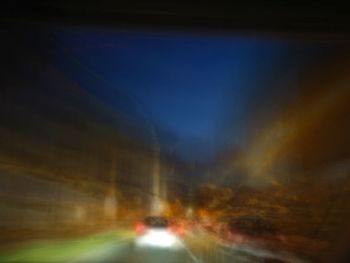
<box><xmin>0</xmin><ymin>229</ymin><xmax>305</xmax><ymax>263</ymax></box>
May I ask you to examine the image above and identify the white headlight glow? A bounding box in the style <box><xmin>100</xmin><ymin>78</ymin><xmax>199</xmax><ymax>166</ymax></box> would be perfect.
<box><xmin>135</xmin><ymin>229</ymin><xmax>183</xmax><ymax>250</ymax></box>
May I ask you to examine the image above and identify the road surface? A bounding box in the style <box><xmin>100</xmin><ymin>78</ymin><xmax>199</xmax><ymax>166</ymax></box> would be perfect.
<box><xmin>0</xmin><ymin>229</ymin><xmax>305</xmax><ymax>263</ymax></box>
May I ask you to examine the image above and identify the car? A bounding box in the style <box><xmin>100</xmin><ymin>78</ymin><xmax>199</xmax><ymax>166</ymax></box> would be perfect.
<box><xmin>134</xmin><ymin>216</ymin><xmax>183</xmax><ymax>249</ymax></box>
<box><xmin>135</xmin><ymin>216</ymin><xmax>168</xmax><ymax>235</ymax></box>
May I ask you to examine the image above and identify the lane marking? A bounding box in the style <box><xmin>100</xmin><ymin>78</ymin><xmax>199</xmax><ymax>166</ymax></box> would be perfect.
<box><xmin>184</xmin><ymin>245</ymin><xmax>202</xmax><ymax>263</ymax></box>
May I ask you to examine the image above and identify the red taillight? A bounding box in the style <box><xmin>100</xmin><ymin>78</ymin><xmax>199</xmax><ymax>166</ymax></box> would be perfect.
<box><xmin>135</xmin><ymin>222</ymin><xmax>146</xmax><ymax>235</ymax></box>
<box><xmin>177</xmin><ymin>225</ymin><xmax>185</xmax><ymax>236</ymax></box>
<box><xmin>170</xmin><ymin>224</ymin><xmax>185</xmax><ymax>237</ymax></box>
<box><xmin>169</xmin><ymin>225</ymin><xmax>176</xmax><ymax>233</ymax></box>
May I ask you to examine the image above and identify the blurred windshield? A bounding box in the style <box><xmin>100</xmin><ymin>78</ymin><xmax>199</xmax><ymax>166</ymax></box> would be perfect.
<box><xmin>144</xmin><ymin>217</ymin><xmax>168</xmax><ymax>228</ymax></box>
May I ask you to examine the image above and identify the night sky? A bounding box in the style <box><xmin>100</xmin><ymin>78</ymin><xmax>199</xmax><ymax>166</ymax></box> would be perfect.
<box><xmin>54</xmin><ymin>28</ymin><xmax>316</xmax><ymax>159</ymax></box>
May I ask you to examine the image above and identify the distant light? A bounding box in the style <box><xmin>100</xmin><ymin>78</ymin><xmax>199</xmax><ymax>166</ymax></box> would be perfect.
<box><xmin>135</xmin><ymin>229</ymin><xmax>183</xmax><ymax>250</ymax></box>
<box><xmin>186</xmin><ymin>207</ymin><xmax>193</xmax><ymax>217</ymax></box>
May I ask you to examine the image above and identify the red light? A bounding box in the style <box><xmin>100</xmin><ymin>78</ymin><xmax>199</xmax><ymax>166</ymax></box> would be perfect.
<box><xmin>169</xmin><ymin>225</ymin><xmax>177</xmax><ymax>233</ymax></box>
<box><xmin>135</xmin><ymin>222</ymin><xmax>146</xmax><ymax>235</ymax></box>
<box><xmin>170</xmin><ymin>223</ymin><xmax>186</xmax><ymax>237</ymax></box>
<box><xmin>177</xmin><ymin>225</ymin><xmax>185</xmax><ymax>236</ymax></box>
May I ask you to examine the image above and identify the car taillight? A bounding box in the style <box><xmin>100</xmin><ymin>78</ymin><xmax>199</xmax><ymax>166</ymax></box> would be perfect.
<box><xmin>177</xmin><ymin>225</ymin><xmax>185</xmax><ymax>236</ymax></box>
<box><xmin>169</xmin><ymin>225</ymin><xmax>176</xmax><ymax>233</ymax></box>
<box><xmin>135</xmin><ymin>222</ymin><xmax>146</xmax><ymax>235</ymax></box>
<box><xmin>170</xmin><ymin>225</ymin><xmax>185</xmax><ymax>237</ymax></box>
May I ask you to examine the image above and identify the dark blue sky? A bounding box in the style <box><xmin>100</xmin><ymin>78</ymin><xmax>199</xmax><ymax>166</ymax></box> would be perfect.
<box><xmin>55</xmin><ymin>28</ymin><xmax>308</xmax><ymax>159</ymax></box>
